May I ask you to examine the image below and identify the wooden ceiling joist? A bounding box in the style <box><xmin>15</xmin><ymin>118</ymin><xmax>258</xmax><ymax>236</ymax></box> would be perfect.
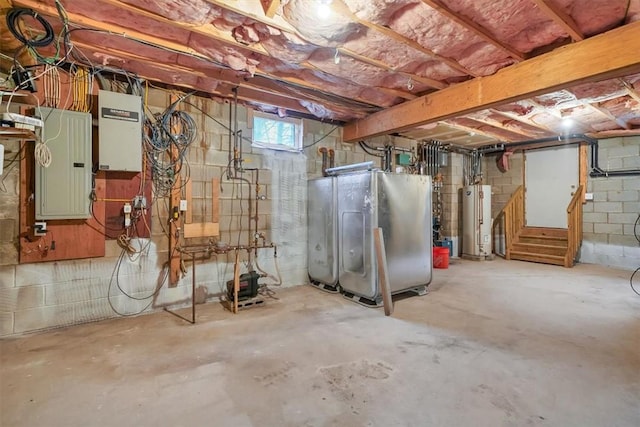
<box><xmin>343</xmin><ymin>21</ymin><xmax>640</xmax><ymax>141</ymax></box>
<box><xmin>488</xmin><ymin>109</ymin><xmax>556</xmax><ymax>136</ymax></box>
<box><xmin>331</xmin><ymin>0</ymin><xmax>476</xmax><ymax>77</ymax></box>
<box><xmin>465</xmin><ymin>115</ymin><xmax>545</xmax><ymax>138</ymax></box>
<box><xmin>260</xmin><ymin>0</ymin><xmax>281</xmax><ymax>18</ymax></box>
<box><xmin>420</xmin><ymin>0</ymin><xmax>526</xmax><ymax>61</ymax></box>
<box><xmin>104</xmin><ymin>0</ymin><xmax>441</xmax><ymax>97</ymax></box>
<box><xmin>532</xmin><ymin>0</ymin><xmax>584</xmax><ymax>42</ymax></box>
<box><xmin>586</xmin><ymin>103</ymin><xmax>630</xmax><ymax>130</ymax></box>
<box><xmin>68</xmin><ymin>40</ymin><xmax>355</xmax><ymax>117</ymax></box>
<box><xmin>12</xmin><ymin>0</ymin><xmax>388</xmax><ymax>110</ymax></box>
<box><xmin>444</xmin><ymin>121</ymin><xmax>515</xmax><ymax>143</ymax></box>
<box><xmin>620</xmin><ymin>79</ymin><xmax>640</xmax><ymax>104</ymax></box>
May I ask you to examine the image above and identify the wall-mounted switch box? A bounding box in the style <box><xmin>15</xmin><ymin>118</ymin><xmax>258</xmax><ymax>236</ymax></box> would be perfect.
<box><xmin>179</xmin><ymin>199</ymin><xmax>188</xmax><ymax>212</ymax></box>
<box><xmin>132</xmin><ymin>195</ymin><xmax>147</xmax><ymax>209</ymax></box>
<box><xmin>34</xmin><ymin>221</ymin><xmax>47</xmax><ymax>236</ymax></box>
<box><xmin>585</xmin><ymin>192</ymin><xmax>594</xmax><ymax>201</ymax></box>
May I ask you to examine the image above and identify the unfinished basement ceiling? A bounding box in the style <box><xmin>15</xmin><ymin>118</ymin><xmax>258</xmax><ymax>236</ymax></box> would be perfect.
<box><xmin>3</xmin><ymin>0</ymin><xmax>640</xmax><ymax>146</ymax></box>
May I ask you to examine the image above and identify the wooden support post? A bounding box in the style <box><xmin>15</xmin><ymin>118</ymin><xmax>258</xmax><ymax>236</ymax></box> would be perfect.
<box><xmin>374</xmin><ymin>228</ymin><xmax>393</xmax><ymax>316</ymax></box>
<box><xmin>169</xmin><ymin>96</ymin><xmax>182</xmax><ymax>286</ymax></box>
<box><xmin>579</xmin><ymin>143</ymin><xmax>587</xmax><ymax>203</ymax></box>
<box><xmin>184</xmin><ymin>179</ymin><xmax>193</xmax><ymax>224</ymax></box>
<box><xmin>233</xmin><ymin>251</ymin><xmax>240</xmax><ymax>314</ymax></box>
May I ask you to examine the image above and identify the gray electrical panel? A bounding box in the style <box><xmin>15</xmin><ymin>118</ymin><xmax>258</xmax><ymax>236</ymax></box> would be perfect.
<box><xmin>36</xmin><ymin>108</ymin><xmax>92</xmax><ymax>220</ymax></box>
<box><xmin>98</xmin><ymin>90</ymin><xmax>142</xmax><ymax>172</ymax></box>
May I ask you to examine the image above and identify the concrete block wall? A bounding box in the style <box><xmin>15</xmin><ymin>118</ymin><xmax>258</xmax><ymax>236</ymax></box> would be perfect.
<box><xmin>581</xmin><ymin>137</ymin><xmax>640</xmax><ymax>270</ymax></box>
<box><xmin>484</xmin><ymin>152</ymin><xmax>525</xmax><ymax>218</ymax></box>
<box><xmin>0</xmin><ymin>139</ymin><xmax>20</xmax><ymax>266</ymax></box>
<box><xmin>0</xmin><ymin>90</ymin><xmax>385</xmax><ymax>337</ymax></box>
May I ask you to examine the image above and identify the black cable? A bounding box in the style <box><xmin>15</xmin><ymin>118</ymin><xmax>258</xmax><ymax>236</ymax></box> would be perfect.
<box><xmin>303</xmin><ymin>126</ymin><xmax>340</xmax><ymax>149</ymax></box>
<box><xmin>631</xmin><ymin>267</ymin><xmax>640</xmax><ymax>297</ymax></box>
<box><xmin>359</xmin><ymin>140</ymin><xmax>383</xmax><ymax>157</ymax></box>
<box><xmin>631</xmin><ymin>214</ymin><xmax>640</xmax><ymax>296</ymax></box>
<box><xmin>6</xmin><ymin>8</ymin><xmax>55</xmax><ymax>48</ymax></box>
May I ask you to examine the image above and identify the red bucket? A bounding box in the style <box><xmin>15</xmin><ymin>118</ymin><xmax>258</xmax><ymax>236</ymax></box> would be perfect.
<box><xmin>433</xmin><ymin>246</ymin><xmax>450</xmax><ymax>269</ymax></box>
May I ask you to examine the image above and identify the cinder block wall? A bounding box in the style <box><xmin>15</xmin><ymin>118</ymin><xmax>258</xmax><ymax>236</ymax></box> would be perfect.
<box><xmin>0</xmin><ymin>89</ymin><xmax>383</xmax><ymax>336</ymax></box>
<box><xmin>581</xmin><ymin>137</ymin><xmax>639</xmax><ymax>269</ymax></box>
<box><xmin>484</xmin><ymin>152</ymin><xmax>525</xmax><ymax>218</ymax></box>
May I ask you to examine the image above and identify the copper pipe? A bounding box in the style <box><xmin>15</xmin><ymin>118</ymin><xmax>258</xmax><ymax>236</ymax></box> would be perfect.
<box><xmin>319</xmin><ymin>147</ymin><xmax>328</xmax><ymax>176</ymax></box>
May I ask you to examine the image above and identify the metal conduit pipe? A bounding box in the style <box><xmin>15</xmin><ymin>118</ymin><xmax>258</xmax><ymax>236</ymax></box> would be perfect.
<box><xmin>328</xmin><ymin>149</ymin><xmax>335</xmax><ymax>169</ymax></box>
<box><xmin>590</xmin><ymin>141</ymin><xmax>640</xmax><ymax>177</ymax></box>
<box><xmin>325</xmin><ymin>161</ymin><xmax>375</xmax><ymax>175</ymax></box>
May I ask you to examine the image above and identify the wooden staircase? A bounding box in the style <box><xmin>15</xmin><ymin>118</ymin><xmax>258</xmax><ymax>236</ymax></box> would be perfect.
<box><xmin>493</xmin><ymin>185</ymin><xmax>584</xmax><ymax>268</ymax></box>
<box><xmin>509</xmin><ymin>227</ymin><xmax>569</xmax><ymax>266</ymax></box>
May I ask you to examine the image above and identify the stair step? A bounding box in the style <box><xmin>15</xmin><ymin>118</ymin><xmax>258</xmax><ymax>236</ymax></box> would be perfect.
<box><xmin>510</xmin><ymin>250</ymin><xmax>566</xmax><ymax>266</ymax></box>
<box><xmin>518</xmin><ymin>235</ymin><xmax>568</xmax><ymax>246</ymax></box>
<box><xmin>520</xmin><ymin>227</ymin><xmax>568</xmax><ymax>238</ymax></box>
<box><xmin>511</xmin><ymin>242</ymin><xmax>567</xmax><ymax>256</ymax></box>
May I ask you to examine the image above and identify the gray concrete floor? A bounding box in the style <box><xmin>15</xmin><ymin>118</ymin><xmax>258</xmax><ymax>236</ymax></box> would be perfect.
<box><xmin>1</xmin><ymin>258</ymin><xmax>639</xmax><ymax>427</ymax></box>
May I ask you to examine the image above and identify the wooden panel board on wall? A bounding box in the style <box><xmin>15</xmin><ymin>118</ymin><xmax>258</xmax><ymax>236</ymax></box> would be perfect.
<box><xmin>19</xmin><ymin>148</ymin><xmax>105</xmax><ymax>263</ymax></box>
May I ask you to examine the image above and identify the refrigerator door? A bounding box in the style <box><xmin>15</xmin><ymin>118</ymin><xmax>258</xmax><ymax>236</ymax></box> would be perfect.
<box><xmin>378</xmin><ymin>173</ymin><xmax>433</xmax><ymax>293</ymax></box>
<box><xmin>338</xmin><ymin>171</ymin><xmax>378</xmax><ymax>300</ymax></box>
<box><xmin>307</xmin><ymin>177</ymin><xmax>339</xmax><ymax>286</ymax></box>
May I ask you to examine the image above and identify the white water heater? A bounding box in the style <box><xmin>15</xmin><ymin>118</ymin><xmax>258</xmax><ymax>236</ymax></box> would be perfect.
<box><xmin>462</xmin><ymin>185</ymin><xmax>492</xmax><ymax>257</ymax></box>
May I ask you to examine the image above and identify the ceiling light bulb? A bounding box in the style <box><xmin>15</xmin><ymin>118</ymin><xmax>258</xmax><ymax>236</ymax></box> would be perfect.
<box><xmin>334</xmin><ymin>49</ymin><xmax>340</xmax><ymax>64</ymax></box>
<box><xmin>317</xmin><ymin>2</ymin><xmax>331</xmax><ymax>19</ymax></box>
<box><xmin>561</xmin><ymin>117</ymin><xmax>574</xmax><ymax>129</ymax></box>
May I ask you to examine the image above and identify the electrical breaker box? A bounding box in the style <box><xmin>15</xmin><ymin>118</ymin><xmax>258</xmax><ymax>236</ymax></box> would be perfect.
<box><xmin>36</xmin><ymin>108</ymin><xmax>92</xmax><ymax>219</ymax></box>
<box><xmin>98</xmin><ymin>90</ymin><xmax>142</xmax><ymax>172</ymax></box>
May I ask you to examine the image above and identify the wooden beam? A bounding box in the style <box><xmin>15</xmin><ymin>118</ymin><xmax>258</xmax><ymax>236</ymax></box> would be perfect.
<box><xmin>343</xmin><ymin>21</ymin><xmax>640</xmax><ymax>142</ymax></box>
<box><xmin>169</xmin><ymin>94</ymin><xmax>182</xmax><ymax>286</ymax></box>
<box><xmin>579</xmin><ymin>143</ymin><xmax>587</xmax><ymax>203</ymax></box>
<box><xmin>587</xmin><ymin>129</ymin><xmax>640</xmax><ymax>138</ymax></box>
<box><xmin>183</xmin><ymin>222</ymin><xmax>220</xmax><ymax>238</ymax></box>
<box><xmin>420</xmin><ymin>0</ymin><xmax>526</xmax><ymax>61</ymax></box>
<box><xmin>532</xmin><ymin>0</ymin><xmax>584</xmax><ymax>41</ymax></box>
<box><xmin>260</xmin><ymin>0</ymin><xmax>280</xmax><ymax>18</ymax></box>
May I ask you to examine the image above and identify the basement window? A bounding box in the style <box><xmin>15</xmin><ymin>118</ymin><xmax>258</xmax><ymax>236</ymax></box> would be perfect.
<box><xmin>251</xmin><ymin>111</ymin><xmax>303</xmax><ymax>152</ymax></box>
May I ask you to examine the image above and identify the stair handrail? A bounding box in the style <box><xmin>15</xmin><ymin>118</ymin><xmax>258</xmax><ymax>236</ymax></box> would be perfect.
<box><xmin>566</xmin><ymin>185</ymin><xmax>584</xmax><ymax>267</ymax></box>
<box><xmin>492</xmin><ymin>185</ymin><xmax>525</xmax><ymax>259</ymax></box>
